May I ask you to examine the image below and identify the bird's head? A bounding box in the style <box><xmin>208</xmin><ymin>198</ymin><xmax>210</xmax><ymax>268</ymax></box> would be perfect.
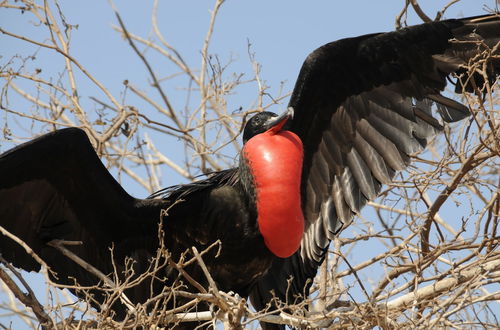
<box><xmin>242</xmin><ymin>108</ymin><xmax>294</xmax><ymax>144</ymax></box>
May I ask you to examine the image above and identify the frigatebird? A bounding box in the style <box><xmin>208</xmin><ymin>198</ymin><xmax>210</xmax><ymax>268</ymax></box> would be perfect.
<box><xmin>0</xmin><ymin>13</ymin><xmax>499</xmax><ymax>326</ymax></box>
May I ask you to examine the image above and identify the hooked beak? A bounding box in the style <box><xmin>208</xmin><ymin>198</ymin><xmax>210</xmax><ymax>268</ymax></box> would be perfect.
<box><xmin>265</xmin><ymin>107</ymin><xmax>294</xmax><ymax>133</ymax></box>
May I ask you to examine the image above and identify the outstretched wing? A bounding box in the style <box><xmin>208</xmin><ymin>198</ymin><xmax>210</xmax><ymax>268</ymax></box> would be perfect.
<box><xmin>0</xmin><ymin>128</ymin><xmax>167</xmax><ymax>306</ymax></box>
<box><xmin>251</xmin><ymin>14</ymin><xmax>500</xmax><ymax>316</ymax></box>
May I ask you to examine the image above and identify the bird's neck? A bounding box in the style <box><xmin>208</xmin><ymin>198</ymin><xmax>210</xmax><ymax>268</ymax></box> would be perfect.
<box><xmin>241</xmin><ymin>129</ymin><xmax>304</xmax><ymax>258</ymax></box>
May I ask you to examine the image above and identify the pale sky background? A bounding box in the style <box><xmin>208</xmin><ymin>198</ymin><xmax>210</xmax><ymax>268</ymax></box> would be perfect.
<box><xmin>1</xmin><ymin>0</ymin><xmax>498</xmax><ymax>328</ymax></box>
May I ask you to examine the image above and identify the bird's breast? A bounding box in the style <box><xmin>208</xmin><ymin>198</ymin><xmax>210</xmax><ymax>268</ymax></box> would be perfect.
<box><xmin>243</xmin><ymin>130</ymin><xmax>304</xmax><ymax>258</ymax></box>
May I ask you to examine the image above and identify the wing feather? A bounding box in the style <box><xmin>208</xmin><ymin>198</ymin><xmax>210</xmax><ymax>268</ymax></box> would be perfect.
<box><xmin>352</xmin><ymin>133</ymin><xmax>393</xmax><ymax>185</ymax></box>
<box><xmin>0</xmin><ymin>128</ymin><xmax>168</xmax><ymax>313</ymax></box>
<box><xmin>357</xmin><ymin>118</ymin><xmax>408</xmax><ymax>170</ymax></box>
<box><xmin>347</xmin><ymin>147</ymin><xmax>379</xmax><ymax>200</ymax></box>
<box><xmin>251</xmin><ymin>14</ymin><xmax>500</xmax><ymax>322</ymax></box>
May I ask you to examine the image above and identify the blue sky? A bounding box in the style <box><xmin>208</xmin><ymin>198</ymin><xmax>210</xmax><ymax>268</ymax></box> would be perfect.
<box><xmin>0</xmin><ymin>0</ymin><xmax>498</xmax><ymax>328</ymax></box>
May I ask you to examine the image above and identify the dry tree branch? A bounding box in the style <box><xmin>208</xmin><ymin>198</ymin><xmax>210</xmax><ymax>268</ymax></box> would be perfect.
<box><xmin>0</xmin><ymin>259</ymin><xmax>52</xmax><ymax>328</ymax></box>
<box><xmin>435</xmin><ymin>0</ymin><xmax>462</xmax><ymax>21</ymax></box>
<box><xmin>396</xmin><ymin>0</ymin><xmax>462</xmax><ymax>28</ymax></box>
<box><xmin>46</xmin><ymin>239</ymin><xmax>137</xmax><ymax>315</ymax></box>
<box><xmin>113</xmin><ymin>11</ymin><xmax>180</xmax><ymax>129</ymax></box>
<box><xmin>421</xmin><ymin>149</ymin><xmax>492</xmax><ymax>254</ymax></box>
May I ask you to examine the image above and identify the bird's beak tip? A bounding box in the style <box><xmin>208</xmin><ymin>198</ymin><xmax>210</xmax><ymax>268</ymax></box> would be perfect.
<box><xmin>266</xmin><ymin>108</ymin><xmax>293</xmax><ymax>133</ymax></box>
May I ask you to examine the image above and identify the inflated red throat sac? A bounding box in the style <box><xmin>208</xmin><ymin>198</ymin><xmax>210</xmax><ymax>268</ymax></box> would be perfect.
<box><xmin>243</xmin><ymin>123</ymin><xmax>304</xmax><ymax>258</ymax></box>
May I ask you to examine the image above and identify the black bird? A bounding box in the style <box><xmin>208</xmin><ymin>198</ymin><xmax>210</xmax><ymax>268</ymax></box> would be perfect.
<box><xmin>1</xmin><ymin>14</ymin><xmax>499</xmax><ymax>326</ymax></box>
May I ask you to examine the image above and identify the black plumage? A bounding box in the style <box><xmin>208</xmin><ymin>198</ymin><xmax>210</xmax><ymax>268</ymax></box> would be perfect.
<box><xmin>0</xmin><ymin>13</ymin><xmax>499</xmax><ymax>327</ymax></box>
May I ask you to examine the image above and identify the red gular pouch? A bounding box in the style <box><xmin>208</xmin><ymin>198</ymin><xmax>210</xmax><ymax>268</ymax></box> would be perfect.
<box><xmin>243</xmin><ymin>121</ymin><xmax>304</xmax><ymax>258</ymax></box>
